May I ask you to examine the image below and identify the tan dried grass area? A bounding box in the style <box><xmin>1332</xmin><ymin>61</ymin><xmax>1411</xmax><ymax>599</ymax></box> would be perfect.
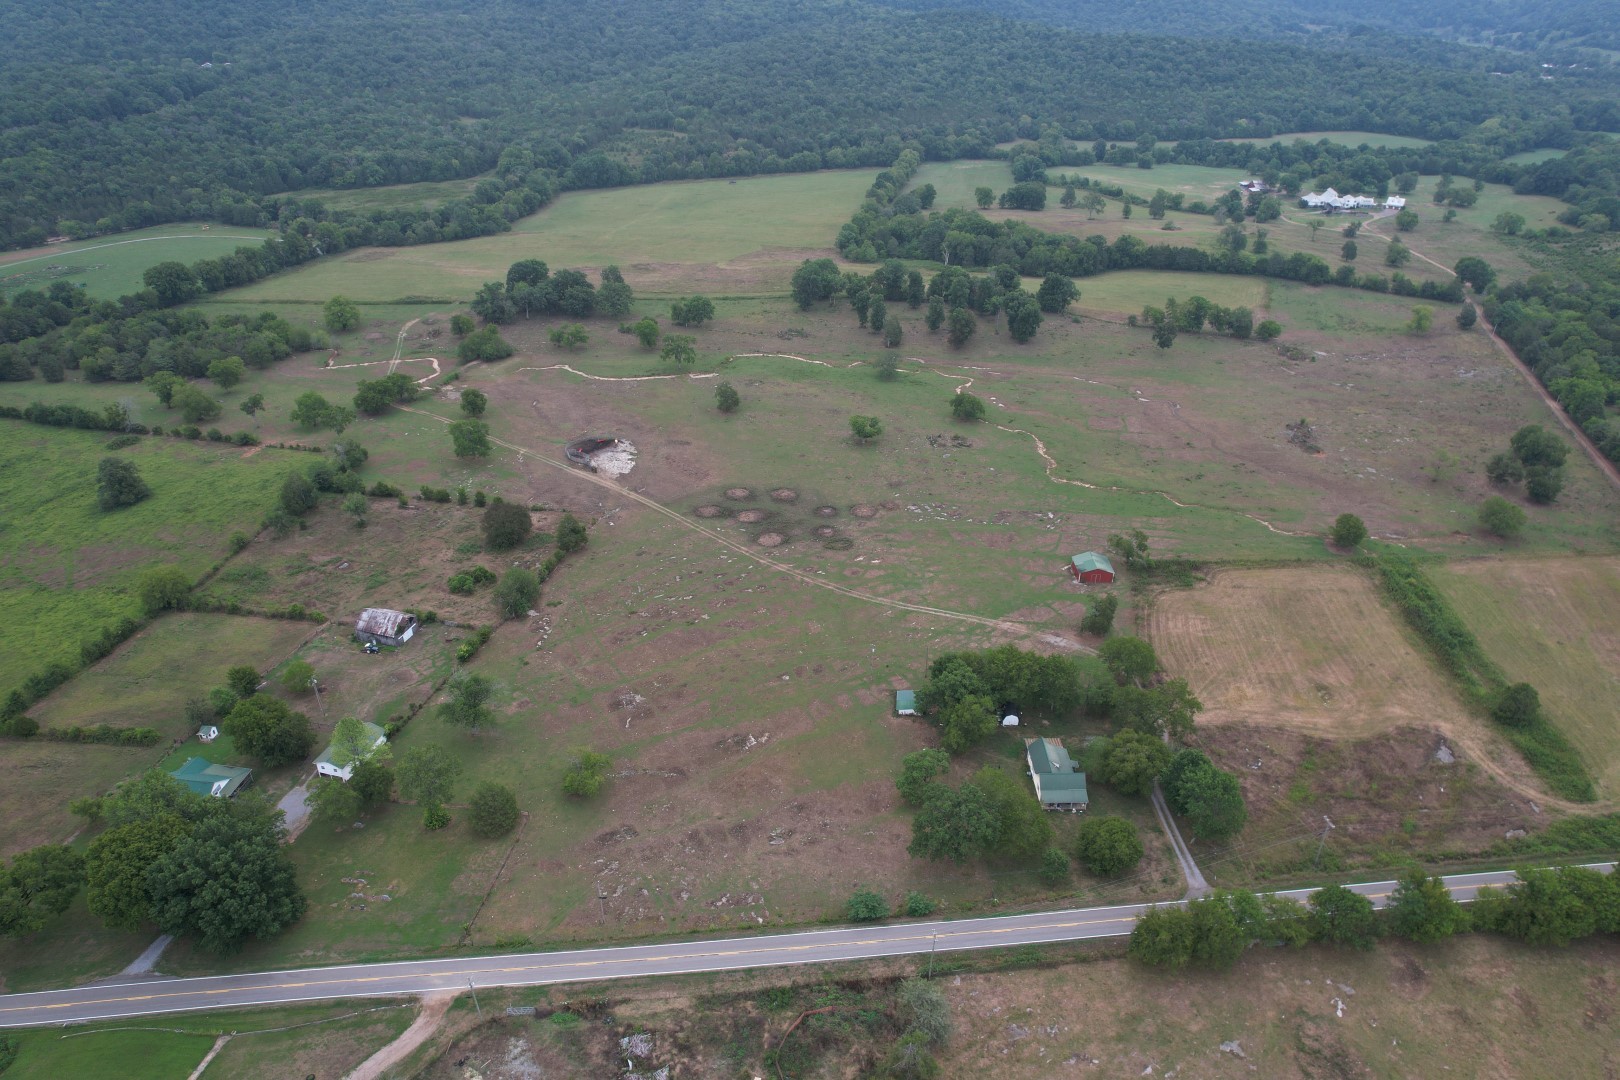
<box><xmin>1149</xmin><ymin>566</ymin><xmax>1468</xmax><ymax>737</ymax></box>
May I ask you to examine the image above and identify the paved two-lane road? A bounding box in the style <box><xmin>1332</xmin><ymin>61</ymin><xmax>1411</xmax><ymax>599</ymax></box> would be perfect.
<box><xmin>0</xmin><ymin>865</ymin><xmax>1608</xmax><ymax>1029</ymax></box>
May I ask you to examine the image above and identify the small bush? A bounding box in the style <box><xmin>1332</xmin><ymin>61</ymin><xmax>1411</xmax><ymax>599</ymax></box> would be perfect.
<box><xmin>423</xmin><ymin>803</ymin><xmax>451</xmax><ymax>830</ymax></box>
<box><xmin>904</xmin><ymin>891</ymin><xmax>937</xmax><ymax>917</ymax></box>
<box><xmin>846</xmin><ymin>888</ymin><xmax>890</xmax><ymax>922</ymax></box>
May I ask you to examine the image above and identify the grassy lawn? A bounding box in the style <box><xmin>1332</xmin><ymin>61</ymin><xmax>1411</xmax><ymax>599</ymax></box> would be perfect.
<box><xmin>2</xmin><ymin>1028</ymin><xmax>216</xmax><ymax>1079</ymax></box>
<box><xmin>1</xmin><ymin>1000</ymin><xmax>418</xmax><ymax>1080</ymax></box>
<box><xmin>1431</xmin><ymin>556</ymin><xmax>1620</xmax><ymax>798</ymax></box>
<box><xmin>0</xmin><ymin>223</ymin><xmax>276</xmax><ymax>299</ymax></box>
<box><xmin>221</xmin><ymin>169</ymin><xmax>877</xmax><ymax>304</ymax></box>
<box><xmin>1072</xmin><ymin>269</ymin><xmax>1266</xmax><ymax>316</ymax></box>
<box><xmin>31</xmin><ymin>614</ymin><xmax>317</xmax><ymax>739</ymax></box>
<box><xmin>1502</xmin><ymin>148</ymin><xmax>1568</xmax><ymax>164</ymax></box>
<box><xmin>0</xmin><ymin>425</ymin><xmax>293</xmax><ymax>699</ymax></box>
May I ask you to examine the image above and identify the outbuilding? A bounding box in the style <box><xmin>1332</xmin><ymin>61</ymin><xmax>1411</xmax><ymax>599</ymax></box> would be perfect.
<box><xmin>895</xmin><ymin>690</ymin><xmax>918</xmax><ymax>717</ymax></box>
<box><xmin>170</xmin><ymin>758</ymin><xmax>252</xmax><ymax>799</ymax></box>
<box><xmin>1070</xmin><ymin>552</ymin><xmax>1115</xmax><ymax>584</ymax></box>
<box><xmin>355</xmin><ymin>608</ymin><xmax>417</xmax><ymax>647</ymax></box>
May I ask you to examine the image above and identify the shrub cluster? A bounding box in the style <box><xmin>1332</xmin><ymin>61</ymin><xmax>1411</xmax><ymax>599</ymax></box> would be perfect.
<box><xmin>447</xmin><ymin>566</ymin><xmax>498</xmax><ymax>594</ymax></box>
<box><xmin>456</xmin><ymin>625</ymin><xmax>495</xmax><ymax>663</ymax></box>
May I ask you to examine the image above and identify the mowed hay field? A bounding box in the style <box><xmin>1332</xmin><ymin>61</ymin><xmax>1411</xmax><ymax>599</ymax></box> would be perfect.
<box><xmin>225</xmin><ymin>169</ymin><xmax>878</xmax><ymax>303</ymax></box>
<box><xmin>1148</xmin><ymin>566</ymin><xmax>1467</xmax><ymax>735</ymax></box>
<box><xmin>1432</xmin><ymin>556</ymin><xmax>1620</xmax><ymax>797</ymax></box>
<box><xmin>0</xmin><ymin>223</ymin><xmax>276</xmax><ymax>299</ymax></box>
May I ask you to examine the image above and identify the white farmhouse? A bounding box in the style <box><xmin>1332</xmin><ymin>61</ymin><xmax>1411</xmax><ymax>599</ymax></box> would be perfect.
<box><xmin>314</xmin><ymin>721</ymin><xmax>388</xmax><ymax>781</ymax></box>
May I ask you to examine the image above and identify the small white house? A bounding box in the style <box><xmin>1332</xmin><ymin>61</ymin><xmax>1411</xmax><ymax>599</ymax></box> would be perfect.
<box><xmin>1384</xmin><ymin>195</ymin><xmax>1407</xmax><ymax>209</ymax></box>
<box><xmin>314</xmin><ymin>721</ymin><xmax>388</xmax><ymax>781</ymax></box>
<box><xmin>198</xmin><ymin>725</ymin><xmax>220</xmax><ymax>743</ymax></box>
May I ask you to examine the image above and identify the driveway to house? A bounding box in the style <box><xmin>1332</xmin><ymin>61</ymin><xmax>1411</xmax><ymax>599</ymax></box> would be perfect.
<box><xmin>1</xmin><ymin>865</ymin><xmax>1607</xmax><ymax>1029</ymax></box>
<box><xmin>277</xmin><ymin>774</ymin><xmax>315</xmax><ymax>842</ymax></box>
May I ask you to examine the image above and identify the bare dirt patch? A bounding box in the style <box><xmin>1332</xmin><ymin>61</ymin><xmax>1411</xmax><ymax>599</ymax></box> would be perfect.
<box><xmin>693</xmin><ymin>504</ymin><xmax>724</xmax><ymax>518</ymax></box>
<box><xmin>814</xmin><ymin>504</ymin><xmax>839</xmax><ymax>517</ymax></box>
<box><xmin>769</xmin><ymin>487</ymin><xmax>799</xmax><ymax>502</ymax></box>
<box><xmin>724</xmin><ymin>487</ymin><xmax>753</xmax><ymax>500</ymax></box>
<box><xmin>756</xmin><ymin>532</ymin><xmax>786</xmax><ymax>547</ymax></box>
<box><xmin>813</xmin><ymin>525</ymin><xmax>840</xmax><ymax>539</ymax></box>
<box><xmin>851</xmin><ymin>504</ymin><xmax>878</xmax><ymax>518</ymax></box>
<box><xmin>736</xmin><ymin>509</ymin><xmax>769</xmax><ymax>524</ymax></box>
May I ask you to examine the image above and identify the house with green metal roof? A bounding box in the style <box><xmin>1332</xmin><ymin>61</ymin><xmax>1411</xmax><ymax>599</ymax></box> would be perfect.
<box><xmin>1069</xmin><ymin>551</ymin><xmax>1115</xmax><ymax>584</ymax></box>
<box><xmin>314</xmin><ymin>721</ymin><xmax>388</xmax><ymax>782</ymax></box>
<box><xmin>170</xmin><ymin>757</ymin><xmax>252</xmax><ymax>799</ymax></box>
<box><xmin>895</xmin><ymin>690</ymin><xmax>917</xmax><ymax>716</ymax></box>
<box><xmin>1025</xmin><ymin>737</ymin><xmax>1089</xmax><ymax>812</ymax></box>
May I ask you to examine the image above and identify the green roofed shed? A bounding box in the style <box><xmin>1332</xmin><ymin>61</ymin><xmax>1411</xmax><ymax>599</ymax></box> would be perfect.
<box><xmin>895</xmin><ymin>690</ymin><xmax>917</xmax><ymax>716</ymax></box>
<box><xmin>169</xmin><ymin>757</ymin><xmax>252</xmax><ymax>799</ymax></box>
<box><xmin>1070</xmin><ymin>552</ymin><xmax>1116</xmax><ymax>584</ymax></box>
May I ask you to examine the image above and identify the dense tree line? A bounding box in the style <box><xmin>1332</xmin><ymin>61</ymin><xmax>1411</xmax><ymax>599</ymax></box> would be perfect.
<box><xmin>3</xmin><ymin>0</ymin><xmax>1612</xmax><ymax>249</ymax></box>
<box><xmin>0</xmin><ymin>278</ymin><xmax>322</xmax><ymax>387</ymax></box>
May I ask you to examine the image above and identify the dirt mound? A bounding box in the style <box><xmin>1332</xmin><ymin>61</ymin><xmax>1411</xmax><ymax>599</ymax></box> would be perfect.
<box><xmin>881</xmin><ymin>500</ymin><xmax>901</xmax><ymax>511</ymax></box>
<box><xmin>769</xmin><ymin>488</ymin><xmax>799</xmax><ymax>502</ymax></box>
<box><xmin>851</xmin><ymin>504</ymin><xmax>879</xmax><ymax>518</ymax></box>
<box><xmin>814</xmin><ymin>505</ymin><xmax>839</xmax><ymax>517</ymax></box>
<box><xmin>813</xmin><ymin>525</ymin><xmax>840</xmax><ymax>539</ymax></box>
<box><xmin>737</xmin><ymin>509</ymin><xmax>768</xmax><ymax>523</ymax></box>
<box><xmin>756</xmin><ymin>532</ymin><xmax>786</xmax><ymax>547</ymax></box>
<box><xmin>694</xmin><ymin>505</ymin><xmax>724</xmax><ymax>518</ymax></box>
<box><xmin>724</xmin><ymin>487</ymin><xmax>752</xmax><ymax>500</ymax></box>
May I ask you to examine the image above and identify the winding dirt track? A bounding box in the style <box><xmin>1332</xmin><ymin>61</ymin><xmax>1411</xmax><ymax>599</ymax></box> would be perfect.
<box><xmin>396</xmin><ymin>404</ymin><xmax>1043</xmax><ymax>638</ymax></box>
<box><xmin>1299</xmin><ymin>210</ymin><xmax>1620</xmax><ymax>494</ymax></box>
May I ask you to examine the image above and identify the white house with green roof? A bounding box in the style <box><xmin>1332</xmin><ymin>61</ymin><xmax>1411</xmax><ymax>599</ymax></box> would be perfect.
<box><xmin>170</xmin><ymin>758</ymin><xmax>252</xmax><ymax>799</ymax></box>
<box><xmin>1025</xmin><ymin>737</ymin><xmax>1089</xmax><ymax>812</ymax></box>
<box><xmin>314</xmin><ymin>721</ymin><xmax>388</xmax><ymax>781</ymax></box>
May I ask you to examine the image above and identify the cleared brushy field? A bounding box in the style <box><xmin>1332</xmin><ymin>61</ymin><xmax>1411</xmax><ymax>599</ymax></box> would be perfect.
<box><xmin>1148</xmin><ymin>566</ymin><xmax>1468</xmax><ymax>736</ymax></box>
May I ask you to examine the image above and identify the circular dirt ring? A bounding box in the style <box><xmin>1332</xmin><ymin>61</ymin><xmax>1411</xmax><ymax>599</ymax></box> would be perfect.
<box><xmin>724</xmin><ymin>487</ymin><xmax>752</xmax><ymax>500</ymax></box>
<box><xmin>769</xmin><ymin>488</ymin><xmax>799</xmax><ymax>503</ymax></box>
<box><xmin>851</xmin><ymin>504</ymin><xmax>879</xmax><ymax>518</ymax></box>
<box><xmin>737</xmin><ymin>509</ymin><xmax>769</xmax><ymax>523</ymax></box>
<box><xmin>756</xmin><ymin>532</ymin><xmax>786</xmax><ymax>547</ymax></box>
<box><xmin>814</xmin><ymin>505</ymin><xmax>839</xmax><ymax>517</ymax></box>
<box><xmin>694</xmin><ymin>505</ymin><xmax>724</xmax><ymax>518</ymax></box>
<box><xmin>812</xmin><ymin>525</ymin><xmax>840</xmax><ymax>539</ymax></box>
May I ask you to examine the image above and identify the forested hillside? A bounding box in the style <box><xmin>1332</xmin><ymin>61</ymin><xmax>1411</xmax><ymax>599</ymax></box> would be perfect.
<box><xmin>1</xmin><ymin>0</ymin><xmax>1614</xmax><ymax>249</ymax></box>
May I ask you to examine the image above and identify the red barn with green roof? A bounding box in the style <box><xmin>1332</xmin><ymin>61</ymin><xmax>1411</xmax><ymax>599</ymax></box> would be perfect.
<box><xmin>1070</xmin><ymin>551</ymin><xmax>1115</xmax><ymax>584</ymax></box>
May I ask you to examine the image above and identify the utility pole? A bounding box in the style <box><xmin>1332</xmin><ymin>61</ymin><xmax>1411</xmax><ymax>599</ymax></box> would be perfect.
<box><xmin>927</xmin><ymin>933</ymin><xmax>937</xmax><ymax>980</ymax></box>
<box><xmin>310</xmin><ymin>675</ymin><xmax>323</xmax><ymax>716</ymax></box>
<box><xmin>1313</xmin><ymin>816</ymin><xmax>1336</xmax><ymax>869</ymax></box>
<box><xmin>467</xmin><ymin>977</ymin><xmax>481</xmax><ymax>1019</ymax></box>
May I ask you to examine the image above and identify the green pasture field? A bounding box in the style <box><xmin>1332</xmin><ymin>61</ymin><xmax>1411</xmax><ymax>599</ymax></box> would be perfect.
<box><xmin>1502</xmin><ymin>148</ymin><xmax>1568</xmax><ymax>164</ymax></box>
<box><xmin>221</xmin><ymin>169</ymin><xmax>878</xmax><ymax>304</ymax></box>
<box><xmin>911</xmin><ymin>159</ymin><xmax>1014</xmax><ymax>209</ymax></box>
<box><xmin>164</xmin><ymin>500</ymin><xmax>1177</xmax><ymax>976</ymax></box>
<box><xmin>1431</xmin><ymin>556</ymin><xmax>1620</xmax><ymax>798</ymax></box>
<box><xmin>1</xmin><ymin>1027</ymin><xmax>216</xmax><ymax>1079</ymax></box>
<box><xmin>1</xmin><ymin>1001</ymin><xmax>417</xmax><ymax>1079</ymax></box>
<box><xmin>0</xmin><ymin>425</ymin><xmax>292</xmax><ymax>698</ymax></box>
<box><xmin>1069</xmin><ymin>269</ymin><xmax>1267</xmax><ymax>316</ymax></box>
<box><xmin>31</xmin><ymin>614</ymin><xmax>317</xmax><ymax>738</ymax></box>
<box><xmin>278</xmin><ymin>174</ymin><xmax>489</xmax><ymax>212</ymax></box>
<box><xmin>0</xmin><ymin>223</ymin><xmax>276</xmax><ymax>299</ymax></box>
<box><xmin>1215</xmin><ymin>129</ymin><xmax>1433</xmax><ymax>149</ymax></box>
<box><xmin>1065</xmin><ymin>162</ymin><xmax>1257</xmax><ymax>203</ymax></box>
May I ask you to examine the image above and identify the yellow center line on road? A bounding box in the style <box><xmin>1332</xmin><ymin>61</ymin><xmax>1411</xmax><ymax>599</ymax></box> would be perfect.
<box><xmin>0</xmin><ymin>914</ymin><xmax>1144</xmax><ymax>1015</ymax></box>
